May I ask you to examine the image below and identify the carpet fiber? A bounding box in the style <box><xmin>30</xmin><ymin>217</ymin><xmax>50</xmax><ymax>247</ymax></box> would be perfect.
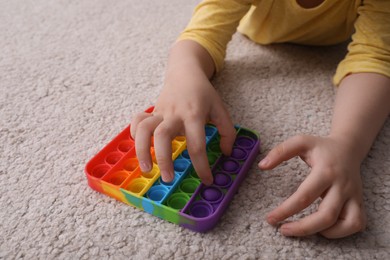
<box><xmin>1</xmin><ymin>0</ymin><xmax>389</xmax><ymax>259</ymax></box>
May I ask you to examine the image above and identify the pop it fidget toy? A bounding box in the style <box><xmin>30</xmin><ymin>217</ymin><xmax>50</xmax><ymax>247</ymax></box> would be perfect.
<box><xmin>85</xmin><ymin>107</ymin><xmax>260</xmax><ymax>232</ymax></box>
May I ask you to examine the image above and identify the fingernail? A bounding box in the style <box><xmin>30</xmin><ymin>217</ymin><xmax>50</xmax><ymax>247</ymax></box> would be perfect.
<box><xmin>259</xmin><ymin>158</ymin><xmax>269</xmax><ymax>167</ymax></box>
<box><xmin>140</xmin><ymin>161</ymin><xmax>151</xmax><ymax>172</ymax></box>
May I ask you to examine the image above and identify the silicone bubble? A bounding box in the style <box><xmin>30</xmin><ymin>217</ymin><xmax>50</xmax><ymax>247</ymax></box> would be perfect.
<box><xmin>167</xmin><ymin>193</ymin><xmax>190</xmax><ymax>210</ymax></box>
<box><xmin>235</xmin><ymin>136</ymin><xmax>255</xmax><ymax>149</ymax></box>
<box><xmin>147</xmin><ymin>186</ymin><xmax>168</xmax><ymax>202</ymax></box>
<box><xmin>221</xmin><ymin>159</ymin><xmax>240</xmax><ymax>173</ymax></box>
<box><xmin>179</xmin><ymin>179</ymin><xmax>200</xmax><ymax>194</ymax></box>
<box><xmin>107</xmin><ymin>171</ymin><xmax>129</xmax><ymax>186</ymax></box>
<box><xmin>200</xmin><ymin>186</ymin><xmax>223</xmax><ymax>204</ymax></box>
<box><xmin>189</xmin><ymin>201</ymin><xmax>213</xmax><ymax>218</ymax></box>
<box><xmin>91</xmin><ymin>164</ymin><xmax>111</xmax><ymax>178</ymax></box>
<box><xmin>105</xmin><ymin>152</ymin><xmax>123</xmax><ymax>165</ymax></box>
<box><xmin>123</xmin><ymin>158</ymin><xmax>139</xmax><ymax>172</ymax></box>
<box><xmin>231</xmin><ymin>147</ymin><xmax>248</xmax><ymax>161</ymax></box>
<box><xmin>213</xmin><ymin>172</ymin><xmax>232</xmax><ymax>189</ymax></box>
<box><xmin>117</xmin><ymin>140</ymin><xmax>134</xmax><ymax>153</ymax></box>
<box><xmin>126</xmin><ymin>178</ymin><xmax>148</xmax><ymax>194</ymax></box>
<box><xmin>174</xmin><ymin>159</ymin><xmax>190</xmax><ymax>173</ymax></box>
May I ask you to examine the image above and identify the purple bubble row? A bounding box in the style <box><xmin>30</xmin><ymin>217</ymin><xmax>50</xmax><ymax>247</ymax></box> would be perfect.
<box><xmin>182</xmin><ymin>133</ymin><xmax>259</xmax><ymax>219</ymax></box>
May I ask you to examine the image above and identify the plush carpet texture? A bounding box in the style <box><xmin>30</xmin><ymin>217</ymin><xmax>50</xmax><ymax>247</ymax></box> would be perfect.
<box><xmin>1</xmin><ymin>0</ymin><xmax>389</xmax><ymax>259</ymax></box>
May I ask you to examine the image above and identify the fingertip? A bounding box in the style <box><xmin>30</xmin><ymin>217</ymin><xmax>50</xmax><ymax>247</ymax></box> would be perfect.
<box><xmin>202</xmin><ymin>176</ymin><xmax>214</xmax><ymax>186</ymax></box>
<box><xmin>258</xmin><ymin>157</ymin><xmax>270</xmax><ymax>169</ymax></box>
<box><xmin>161</xmin><ymin>170</ymin><xmax>174</xmax><ymax>183</ymax></box>
<box><xmin>266</xmin><ymin>213</ymin><xmax>278</xmax><ymax>226</ymax></box>
<box><xmin>194</xmin><ymin>166</ymin><xmax>213</xmax><ymax>186</ymax></box>
<box><xmin>220</xmin><ymin>142</ymin><xmax>233</xmax><ymax>157</ymax></box>
<box><xmin>139</xmin><ymin>160</ymin><xmax>152</xmax><ymax>173</ymax></box>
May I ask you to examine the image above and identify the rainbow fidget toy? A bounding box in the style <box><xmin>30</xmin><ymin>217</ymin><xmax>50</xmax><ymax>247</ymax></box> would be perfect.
<box><xmin>85</xmin><ymin>107</ymin><xmax>260</xmax><ymax>232</ymax></box>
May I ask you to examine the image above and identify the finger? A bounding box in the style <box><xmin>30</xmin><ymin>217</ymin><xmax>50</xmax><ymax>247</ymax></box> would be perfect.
<box><xmin>184</xmin><ymin>120</ymin><xmax>213</xmax><ymax>185</ymax></box>
<box><xmin>130</xmin><ymin>112</ymin><xmax>153</xmax><ymax>139</ymax></box>
<box><xmin>209</xmin><ymin>102</ymin><xmax>236</xmax><ymax>156</ymax></box>
<box><xmin>279</xmin><ymin>187</ymin><xmax>345</xmax><ymax>237</ymax></box>
<box><xmin>259</xmin><ymin>135</ymin><xmax>313</xmax><ymax>170</ymax></box>
<box><xmin>267</xmin><ymin>167</ymin><xmax>329</xmax><ymax>225</ymax></box>
<box><xmin>135</xmin><ymin>115</ymin><xmax>163</xmax><ymax>172</ymax></box>
<box><xmin>154</xmin><ymin>118</ymin><xmax>182</xmax><ymax>183</ymax></box>
<box><xmin>320</xmin><ymin>199</ymin><xmax>367</xmax><ymax>239</ymax></box>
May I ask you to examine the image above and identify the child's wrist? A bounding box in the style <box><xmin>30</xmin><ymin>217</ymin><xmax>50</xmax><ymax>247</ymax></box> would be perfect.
<box><xmin>327</xmin><ymin>133</ymin><xmax>369</xmax><ymax>162</ymax></box>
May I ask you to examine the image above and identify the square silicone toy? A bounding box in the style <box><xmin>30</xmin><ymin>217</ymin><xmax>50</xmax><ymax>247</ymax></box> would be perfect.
<box><xmin>85</xmin><ymin>107</ymin><xmax>260</xmax><ymax>232</ymax></box>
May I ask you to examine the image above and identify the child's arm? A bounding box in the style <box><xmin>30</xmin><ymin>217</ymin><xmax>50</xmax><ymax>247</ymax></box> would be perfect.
<box><xmin>260</xmin><ymin>72</ymin><xmax>390</xmax><ymax>238</ymax></box>
<box><xmin>131</xmin><ymin>40</ymin><xmax>236</xmax><ymax>185</ymax></box>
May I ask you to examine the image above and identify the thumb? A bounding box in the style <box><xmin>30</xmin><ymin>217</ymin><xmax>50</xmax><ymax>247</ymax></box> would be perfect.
<box><xmin>259</xmin><ymin>135</ymin><xmax>311</xmax><ymax>170</ymax></box>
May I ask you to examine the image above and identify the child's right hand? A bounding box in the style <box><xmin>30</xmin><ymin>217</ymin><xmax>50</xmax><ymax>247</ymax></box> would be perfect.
<box><xmin>130</xmin><ymin>64</ymin><xmax>236</xmax><ymax>185</ymax></box>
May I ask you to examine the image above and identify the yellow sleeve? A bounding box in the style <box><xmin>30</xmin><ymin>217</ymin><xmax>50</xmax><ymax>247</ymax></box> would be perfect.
<box><xmin>333</xmin><ymin>0</ymin><xmax>390</xmax><ymax>86</ymax></box>
<box><xmin>178</xmin><ymin>0</ymin><xmax>258</xmax><ymax>73</ymax></box>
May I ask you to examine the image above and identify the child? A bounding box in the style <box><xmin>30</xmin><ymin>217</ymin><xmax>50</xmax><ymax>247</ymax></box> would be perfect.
<box><xmin>130</xmin><ymin>0</ymin><xmax>390</xmax><ymax>238</ymax></box>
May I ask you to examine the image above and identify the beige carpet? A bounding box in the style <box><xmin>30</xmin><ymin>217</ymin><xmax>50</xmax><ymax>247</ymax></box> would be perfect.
<box><xmin>1</xmin><ymin>0</ymin><xmax>389</xmax><ymax>259</ymax></box>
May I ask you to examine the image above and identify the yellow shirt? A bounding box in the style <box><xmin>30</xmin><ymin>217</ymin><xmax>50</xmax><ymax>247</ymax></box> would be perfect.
<box><xmin>178</xmin><ymin>0</ymin><xmax>390</xmax><ymax>85</ymax></box>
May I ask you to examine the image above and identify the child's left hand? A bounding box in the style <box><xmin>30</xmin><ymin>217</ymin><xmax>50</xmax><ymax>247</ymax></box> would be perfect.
<box><xmin>259</xmin><ymin>134</ymin><xmax>367</xmax><ymax>239</ymax></box>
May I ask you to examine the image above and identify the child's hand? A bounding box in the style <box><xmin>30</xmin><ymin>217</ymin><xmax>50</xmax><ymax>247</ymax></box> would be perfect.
<box><xmin>259</xmin><ymin>135</ymin><xmax>367</xmax><ymax>238</ymax></box>
<box><xmin>130</xmin><ymin>74</ymin><xmax>236</xmax><ymax>185</ymax></box>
